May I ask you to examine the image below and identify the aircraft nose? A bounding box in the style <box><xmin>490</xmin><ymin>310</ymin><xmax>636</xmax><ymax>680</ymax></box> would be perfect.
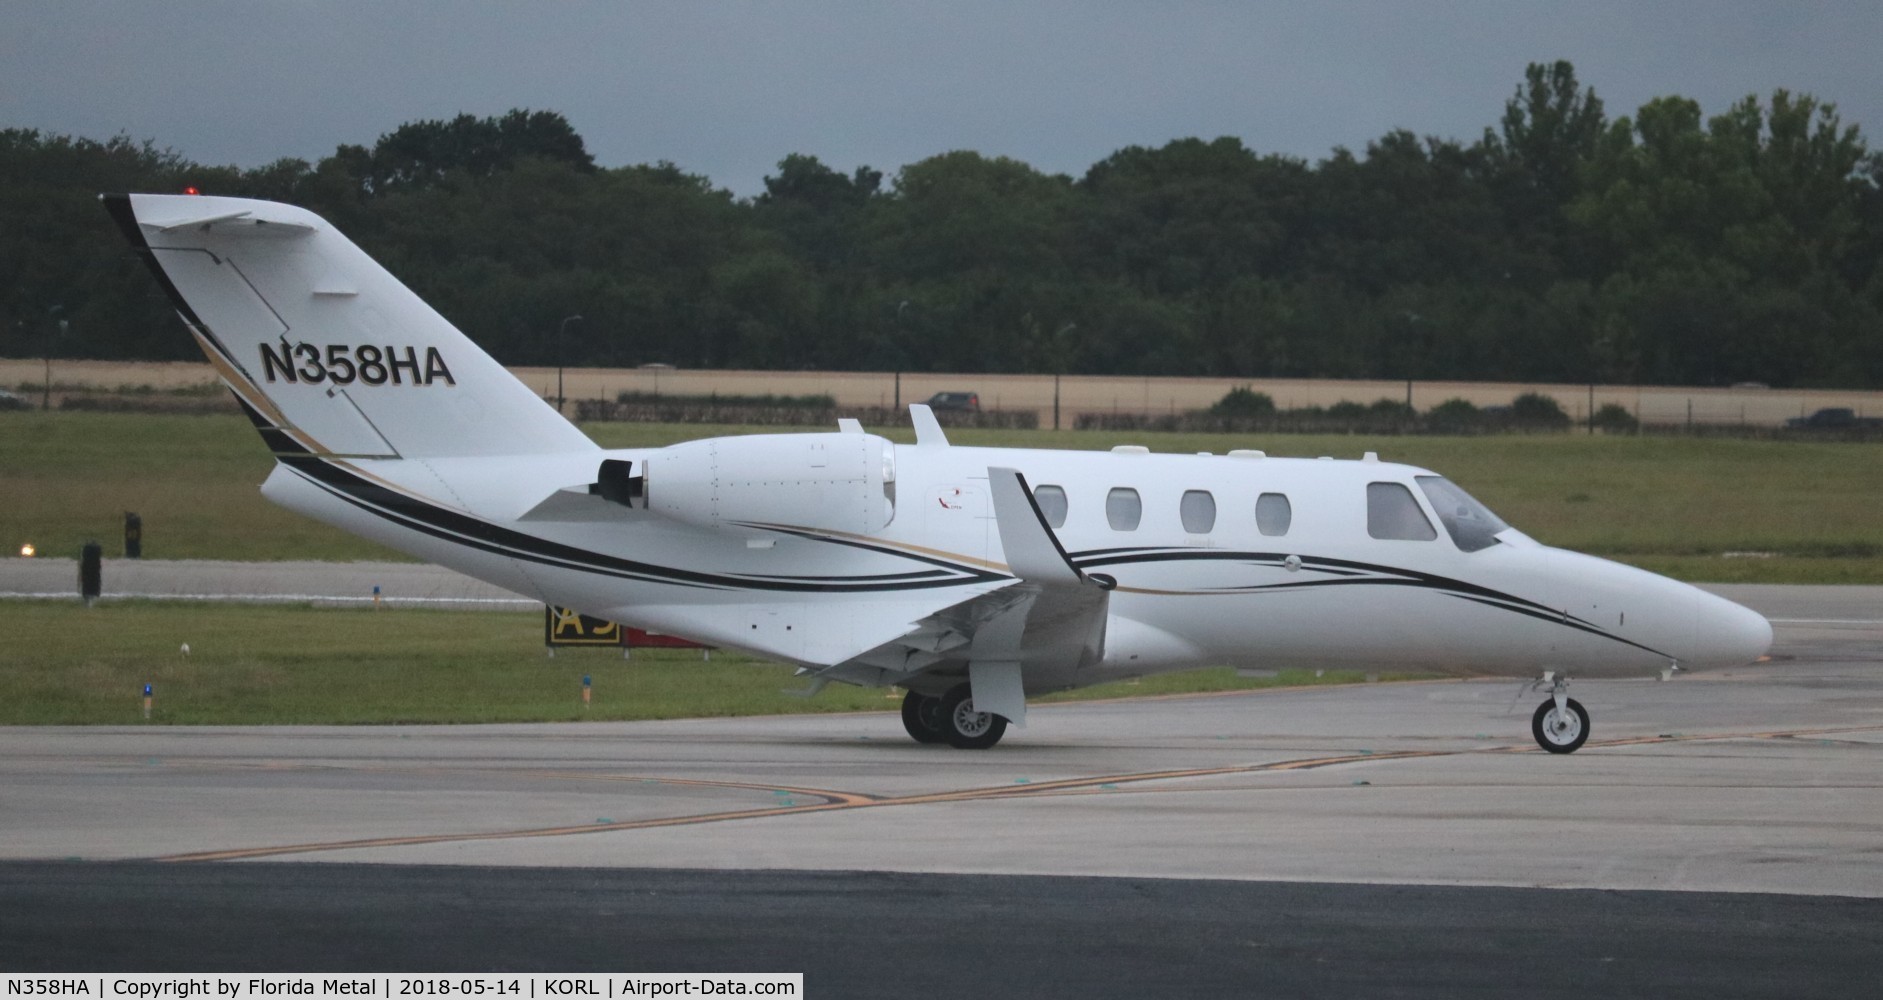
<box><xmin>1682</xmin><ymin>590</ymin><xmax>1774</xmax><ymax>669</ymax></box>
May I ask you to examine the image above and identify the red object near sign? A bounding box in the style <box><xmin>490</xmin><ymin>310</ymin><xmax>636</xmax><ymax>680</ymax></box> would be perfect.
<box><xmin>625</xmin><ymin>627</ymin><xmax>709</xmax><ymax>649</ymax></box>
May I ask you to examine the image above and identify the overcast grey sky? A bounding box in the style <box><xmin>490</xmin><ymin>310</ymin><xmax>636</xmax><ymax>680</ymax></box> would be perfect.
<box><xmin>3</xmin><ymin>1</ymin><xmax>1878</xmax><ymax>196</ymax></box>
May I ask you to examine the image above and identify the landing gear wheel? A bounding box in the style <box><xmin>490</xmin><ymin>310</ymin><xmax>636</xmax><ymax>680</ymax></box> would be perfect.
<box><xmin>939</xmin><ymin>684</ymin><xmax>1008</xmax><ymax>750</ymax></box>
<box><xmin>900</xmin><ymin>690</ymin><xmax>947</xmax><ymax>744</ymax></box>
<box><xmin>1532</xmin><ymin>697</ymin><xmax>1590</xmax><ymax>754</ymax></box>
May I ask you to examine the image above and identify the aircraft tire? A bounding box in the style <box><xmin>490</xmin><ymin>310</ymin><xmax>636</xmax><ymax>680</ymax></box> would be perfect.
<box><xmin>900</xmin><ymin>690</ymin><xmax>948</xmax><ymax>744</ymax></box>
<box><xmin>1531</xmin><ymin>697</ymin><xmax>1590</xmax><ymax>754</ymax></box>
<box><xmin>939</xmin><ymin>684</ymin><xmax>1008</xmax><ymax>750</ymax></box>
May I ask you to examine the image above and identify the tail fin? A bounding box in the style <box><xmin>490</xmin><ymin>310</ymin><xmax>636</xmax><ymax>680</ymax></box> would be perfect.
<box><xmin>103</xmin><ymin>193</ymin><xmax>594</xmax><ymax>459</ymax></box>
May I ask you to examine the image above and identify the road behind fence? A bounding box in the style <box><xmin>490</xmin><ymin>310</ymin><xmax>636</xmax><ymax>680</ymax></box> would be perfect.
<box><xmin>7</xmin><ymin>359</ymin><xmax>1882</xmax><ymax>429</ymax></box>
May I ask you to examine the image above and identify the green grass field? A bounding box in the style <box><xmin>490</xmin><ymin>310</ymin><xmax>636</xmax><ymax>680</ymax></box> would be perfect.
<box><xmin>0</xmin><ymin>601</ymin><xmax>1389</xmax><ymax>725</ymax></box>
<box><xmin>4</xmin><ymin>409</ymin><xmax>1881</xmax><ymax>582</ymax></box>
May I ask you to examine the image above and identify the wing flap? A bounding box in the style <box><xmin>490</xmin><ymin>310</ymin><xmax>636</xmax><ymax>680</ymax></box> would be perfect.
<box><xmin>620</xmin><ymin>587</ymin><xmax>1012</xmax><ymax>667</ymax></box>
<box><xmin>818</xmin><ymin>466</ymin><xmax>1114</xmax><ymax>703</ymax></box>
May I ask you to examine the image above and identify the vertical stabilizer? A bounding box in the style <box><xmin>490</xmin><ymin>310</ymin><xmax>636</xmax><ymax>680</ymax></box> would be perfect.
<box><xmin>103</xmin><ymin>194</ymin><xmax>595</xmax><ymax>460</ymax></box>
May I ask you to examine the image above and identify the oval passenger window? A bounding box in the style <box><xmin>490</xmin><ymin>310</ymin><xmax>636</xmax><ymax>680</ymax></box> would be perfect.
<box><xmin>1106</xmin><ymin>488</ymin><xmax>1142</xmax><ymax>531</ymax></box>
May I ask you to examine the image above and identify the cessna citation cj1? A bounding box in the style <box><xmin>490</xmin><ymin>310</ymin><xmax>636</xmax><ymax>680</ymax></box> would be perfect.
<box><xmin>104</xmin><ymin>193</ymin><xmax>1774</xmax><ymax>752</ymax></box>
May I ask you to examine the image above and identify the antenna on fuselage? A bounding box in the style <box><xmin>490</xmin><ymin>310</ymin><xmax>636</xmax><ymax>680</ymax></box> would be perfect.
<box><xmin>909</xmin><ymin>404</ymin><xmax>949</xmax><ymax>448</ymax></box>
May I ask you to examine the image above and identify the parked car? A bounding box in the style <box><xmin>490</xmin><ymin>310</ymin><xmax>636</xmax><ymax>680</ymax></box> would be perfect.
<box><xmin>0</xmin><ymin>388</ymin><xmax>29</xmax><ymax>411</ymax></box>
<box><xmin>1786</xmin><ymin>407</ymin><xmax>1883</xmax><ymax>430</ymax></box>
<box><xmin>925</xmin><ymin>391</ymin><xmax>980</xmax><ymax>413</ymax></box>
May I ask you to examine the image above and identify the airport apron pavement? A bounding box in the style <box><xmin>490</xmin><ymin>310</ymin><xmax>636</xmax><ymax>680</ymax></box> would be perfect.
<box><xmin>1</xmin><ymin>567</ymin><xmax>1878</xmax><ymax>991</ymax></box>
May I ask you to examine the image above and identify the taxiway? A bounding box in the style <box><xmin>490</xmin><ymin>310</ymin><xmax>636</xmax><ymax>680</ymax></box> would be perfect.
<box><xmin>1</xmin><ymin>583</ymin><xmax>1878</xmax><ymax>993</ymax></box>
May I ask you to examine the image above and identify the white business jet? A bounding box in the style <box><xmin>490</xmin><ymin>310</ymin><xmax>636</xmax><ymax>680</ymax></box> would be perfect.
<box><xmin>104</xmin><ymin>193</ymin><xmax>1773</xmax><ymax>752</ymax></box>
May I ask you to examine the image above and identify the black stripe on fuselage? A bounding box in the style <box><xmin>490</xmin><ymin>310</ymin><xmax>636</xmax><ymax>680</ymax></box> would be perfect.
<box><xmin>231</xmin><ymin>395</ymin><xmax>306</xmax><ymax>455</ymax></box>
<box><xmin>1067</xmin><ymin>544</ymin><xmax>1672</xmax><ymax>659</ymax></box>
<box><xmin>1074</xmin><ymin>548</ymin><xmax>1368</xmax><ymax>578</ymax></box>
<box><xmin>1074</xmin><ymin>546</ymin><xmax>1562</xmax><ymax>616</ymax></box>
<box><xmin>1449</xmin><ymin>595</ymin><xmax>1671</xmax><ymax>657</ymax></box>
<box><xmin>282</xmin><ymin>457</ymin><xmax>1002</xmax><ymax>594</ymax></box>
<box><xmin>285</xmin><ymin>457</ymin><xmax>1673</xmax><ymax>656</ymax></box>
<box><xmin>730</xmin><ymin>521</ymin><xmax>1011</xmax><ymax>585</ymax></box>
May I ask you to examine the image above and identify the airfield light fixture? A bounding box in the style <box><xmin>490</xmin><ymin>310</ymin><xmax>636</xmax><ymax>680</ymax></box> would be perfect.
<box><xmin>20</xmin><ymin>543</ymin><xmax>35</xmax><ymax>558</ymax></box>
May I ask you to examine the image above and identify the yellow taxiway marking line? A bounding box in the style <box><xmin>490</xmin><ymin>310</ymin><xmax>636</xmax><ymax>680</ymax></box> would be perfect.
<box><xmin>152</xmin><ymin>723</ymin><xmax>1883</xmax><ymax>863</ymax></box>
<box><xmin>152</xmin><ymin>749</ymin><xmax>1448</xmax><ymax>862</ymax></box>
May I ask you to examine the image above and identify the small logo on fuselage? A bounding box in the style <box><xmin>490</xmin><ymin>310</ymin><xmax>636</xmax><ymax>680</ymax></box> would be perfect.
<box><xmin>259</xmin><ymin>343</ymin><xmax>456</xmax><ymax>386</ymax></box>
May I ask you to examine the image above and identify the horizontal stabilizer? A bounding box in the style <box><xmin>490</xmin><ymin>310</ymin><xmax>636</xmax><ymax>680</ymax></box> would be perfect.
<box><xmin>132</xmin><ymin>203</ymin><xmax>317</xmax><ymax>237</ymax></box>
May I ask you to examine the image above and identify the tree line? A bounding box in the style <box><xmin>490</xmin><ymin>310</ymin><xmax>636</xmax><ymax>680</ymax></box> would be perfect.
<box><xmin>4</xmin><ymin>64</ymin><xmax>1881</xmax><ymax>387</ymax></box>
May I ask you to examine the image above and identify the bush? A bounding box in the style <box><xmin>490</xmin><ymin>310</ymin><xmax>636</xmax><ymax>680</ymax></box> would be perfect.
<box><xmin>1510</xmin><ymin>392</ymin><xmax>1572</xmax><ymax>430</ymax></box>
<box><xmin>578</xmin><ymin>398</ymin><xmax>1037</xmax><ymax>429</ymax></box>
<box><xmin>1592</xmin><ymin>403</ymin><xmax>1638</xmax><ymax>433</ymax></box>
<box><xmin>615</xmin><ymin>390</ymin><xmax>836</xmax><ymax>409</ymax></box>
<box><xmin>1426</xmin><ymin>398</ymin><xmax>1482</xmax><ymax>431</ymax></box>
<box><xmin>1209</xmin><ymin>386</ymin><xmax>1275</xmax><ymax>418</ymax></box>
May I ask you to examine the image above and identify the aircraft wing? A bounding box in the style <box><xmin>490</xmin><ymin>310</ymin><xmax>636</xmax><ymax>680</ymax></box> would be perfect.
<box><xmin>811</xmin><ymin>467</ymin><xmax>1113</xmax><ymax>724</ymax></box>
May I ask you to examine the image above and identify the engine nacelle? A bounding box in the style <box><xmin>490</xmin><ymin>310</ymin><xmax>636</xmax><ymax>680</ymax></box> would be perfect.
<box><xmin>637</xmin><ymin>432</ymin><xmax>897</xmax><ymax>536</ymax></box>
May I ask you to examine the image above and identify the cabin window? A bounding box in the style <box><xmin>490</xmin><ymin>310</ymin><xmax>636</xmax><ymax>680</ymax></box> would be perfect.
<box><xmin>1034</xmin><ymin>484</ymin><xmax>1069</xmax><ymax>529</ymax></box>
<box><xmin>1106</xmin><ymin>488</ymin><xmax>1142</xmax><ymax>531</ymax></box>
<box><xmin>1255</xmin><ymin>492</ymin><xmax>1292</xmax><ymax>536</ymax></box>
<box><xmin>1416</xmin><ymin>476</ymin><xmax>1507</xmax><ymax>552</ymax></box>
<box><xmin>1180</xmin><ymin>490</ymin><xmax>1216</xmax><ymax>534</ymax></box>
<box><xmin>1367</xmin><ymin>482</ymin><xmax>1437</xmax><ymax>541</ymax></box>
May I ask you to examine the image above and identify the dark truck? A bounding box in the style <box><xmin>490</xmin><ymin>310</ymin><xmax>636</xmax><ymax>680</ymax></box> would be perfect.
<box><xmin>1786</xmin><ymin>407</ymin><xmax>1883</xmax><ymax>430</ymax></box>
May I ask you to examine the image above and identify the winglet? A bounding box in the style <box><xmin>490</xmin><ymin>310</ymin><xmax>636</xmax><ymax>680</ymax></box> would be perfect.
<box><xmin>909</xmin><ymin>404</ymin><xmax>949</xmax><ymax>447</ymax></box>
<box><xmin>987</xmin><ymin>467</ymin><xmax>1083</xmax><ymax>586</ymax></box>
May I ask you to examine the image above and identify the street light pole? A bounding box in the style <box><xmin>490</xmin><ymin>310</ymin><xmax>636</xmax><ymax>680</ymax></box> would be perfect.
<box><xmin>44</xmin><ymin>305</ymin><xmax>65</xmax><ymax>412</ymax></box>
<box><xmin>894</xmin><ymin>300</ymin><xmax>909</xmax><ymax>411</ymax></box>
<box><xmin>1052</xmin><ymin>323</ymin><xmax>1075</xmax><ymax>431</ymax></box>
<box><xmin>557</xmin><ymin>315</ymin><xmax>583</xmax><ymax>415</ymax></box>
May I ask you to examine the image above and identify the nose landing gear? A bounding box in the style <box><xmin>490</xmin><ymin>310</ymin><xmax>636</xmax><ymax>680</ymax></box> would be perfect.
<box><xmin>1531</xmin><ymin>674</ymin><xmax>1589</xmax><ymax>753</ymax></box>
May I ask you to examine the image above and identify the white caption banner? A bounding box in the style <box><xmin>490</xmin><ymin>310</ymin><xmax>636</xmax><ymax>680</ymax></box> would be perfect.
<box><xmin>3</xmin><ymin>976</ymin><xmax>801</xmax><ymax>999</ymax></box>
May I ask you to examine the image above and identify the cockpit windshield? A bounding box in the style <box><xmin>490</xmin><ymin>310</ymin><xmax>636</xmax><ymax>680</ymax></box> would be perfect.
<box><xmin>1415</xmin><ymin>476</ymin><xmax>1508</xmax><ymax>552</ymax></box>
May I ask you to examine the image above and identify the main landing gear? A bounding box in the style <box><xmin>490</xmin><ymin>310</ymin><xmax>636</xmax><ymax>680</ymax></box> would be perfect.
<box><xmin>1530</xmin><ymin>674</ymin><xmax>1590</xmax><ymax>754</ymax></box>
<box><xmin>901</xmin><ymin>686</ymin><xmax>1009</xmax><ymax>749</ymax></box>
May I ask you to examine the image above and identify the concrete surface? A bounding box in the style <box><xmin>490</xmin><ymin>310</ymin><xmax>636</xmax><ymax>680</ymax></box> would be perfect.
<box><xmin>1</xmin><ymin>585</ymin><xmax>1879</xmax><ymax>987</ymax></box>
<box><xmin>3</xmin><ymin>863</ymin><xmax>1877</xmax><ymax>999</ymax></box>
<box><xmin>0</xmin><ymin>591</ymin><xmax>1878</xmax><ymax>897</ymax></box>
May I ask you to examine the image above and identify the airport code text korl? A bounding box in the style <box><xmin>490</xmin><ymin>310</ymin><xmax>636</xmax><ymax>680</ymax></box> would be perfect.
<box><xmin>3</xmin><ymin>978</ymin><xmax>799</xmax><ymax>999</ymax></box>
